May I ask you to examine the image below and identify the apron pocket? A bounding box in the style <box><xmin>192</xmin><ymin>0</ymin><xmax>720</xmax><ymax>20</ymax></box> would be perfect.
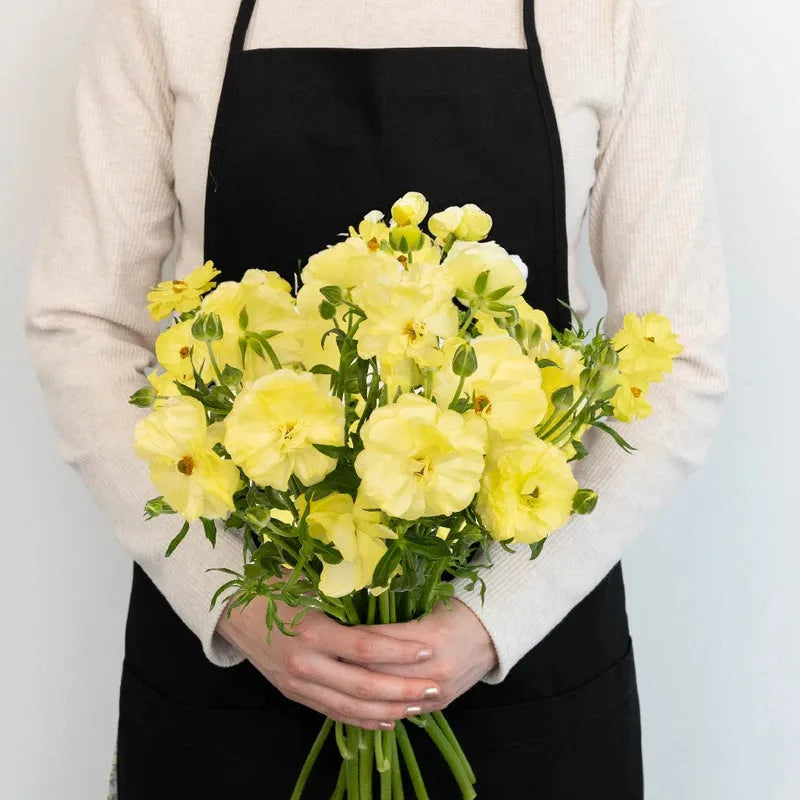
<box><xmin>441</xmin><ymin>635</ymin><xmax>638</xmax><ymax>749</ymax></box>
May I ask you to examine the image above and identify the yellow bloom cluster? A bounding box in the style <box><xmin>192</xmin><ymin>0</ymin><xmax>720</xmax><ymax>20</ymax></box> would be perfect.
<box><xmin>132</xmin><ymin>191</ymin><xmax>681</xmax><ymax>598</ymax></box>
<box><xmin>609</xmin><ymin>312</ymin><xmax>684</xmax><ymax>423</ymax></box>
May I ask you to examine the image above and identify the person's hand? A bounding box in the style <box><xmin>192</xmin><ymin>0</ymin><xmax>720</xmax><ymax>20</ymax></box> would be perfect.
<box><xmin>344</xmin><ymin>599</ymin><xmax>498</xmax><ymax>712</ymax></box>
<box><xmin>216</xmin><ymin>593</ymin><xmax>444</xmax><ymax>730</ymax></box>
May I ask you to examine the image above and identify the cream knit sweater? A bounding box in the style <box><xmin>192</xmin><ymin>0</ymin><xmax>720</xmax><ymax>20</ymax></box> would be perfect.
<box><xmin>25</xmin><ymin>0</ymin><xmax>730</xmax><ymax>684</ymax></box>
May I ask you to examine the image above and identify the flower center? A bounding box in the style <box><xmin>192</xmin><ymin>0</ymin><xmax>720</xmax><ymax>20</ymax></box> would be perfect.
<box><xmin>177</xmin><ymin>455</ymin><xmax>195</xmax><ymax>475</ymax></box>
<box><xmin>398</xmin><ymin>254</ymin><xmax>408</xmax><ymax>268</ymax></box>
<box><xmin>403</xmin><ymin>320</ymin><xmax>425</xmax><ymax>342</ymax></box>
<box><xmin>523</xmin><ymin>486</ymin><xmax>541</xmax><ymax>505</ymax></box>
<box><xmin>366</xmin><ymin>237</ymin><xmax>380</xmax><ymax>252</ymax></box>
<box><xmin>412</xmin><ymin>455</ymin><xmax>431</xmax><ymax>480</ymax></box>
<box><xmin>279</xmin><ymin>421</ymin><xmax>299</xmax><ymax>442</ymax></box>
<box><xmin>179</xmin><ymin>346</ymin><xmax>191</xmax><ymax>359</ymax></box>
<box><xmin>474</xmin><ymin>394</ymin><xmax>492</xmax><ymax>415</ymax></box>
<box><xmin>171</xmin><ymin>280</ymin><xmax>188</xmax><ymax>293</ymax></box>
<box><xmin>630</xmin><ymin>386</ymin><xmax>642</xmax><ymax>398</ymax></box>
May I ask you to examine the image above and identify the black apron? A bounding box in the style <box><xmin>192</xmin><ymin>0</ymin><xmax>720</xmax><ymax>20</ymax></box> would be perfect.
<box><xmin>116</xmin><ymin>1</ymin><xmax>644</xmax><ymax>796</ymax></box>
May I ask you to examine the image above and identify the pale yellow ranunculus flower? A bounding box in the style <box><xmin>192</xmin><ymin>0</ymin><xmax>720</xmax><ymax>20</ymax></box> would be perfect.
<box><xmin>433</xmin><ymin>335</ymin><xmax>547</xmax><ymax>439</ymax></box>
<box><xmin>200</xmin><ymin>268</ymin><xmax>302</xmax><ymax>380</ymax></box>
<box><xmin>301</xmin><ymin>491</ymin><xmax>396</xmax><ymax>597</ymax></box>
<box><xmin>391</xmin><ymin>191</ymin><xmax>429</xmax><ymax>227</ymax></box>
<box><xmin>146</xmin><ymin>261</ymin><xmax>220</xmax><ymax>321</ymax></box>
<box><xmin>133</xmin><ymin>395</ymin><xmax>241</xmax><ymax>522</ymax></box>
<box><xmin>155</xmin><ymin>318</ymin><xmax>212</xmax><ymax>383</ymax></box>
<box><xmin>353</xmin><ymin>275</ymin><xmax>458</xmax><ymax>369</ymax></box>
<box><xmin>611</xmin><ymin>312</ymin><xmax>683</xmax><ymax>382</ymax></box>
<box><xmin>429</xmin><ymin>203</ymin><xmax>492</xmax><ymax>242</ymax></box>
<box><xmin>354</xmin><ymin>393</ymin><xmax>487</xmax><ymax>520</ymax></box>
<box><xmin>300</xmin><ymin>236</ymin><xmax>400</xmax><ymax>307</ymax></box>
<box><xmin>378</xmin><ymin>354</ymin><xmax>421</xmax><ymax>400</ymax></box>
<box><xmin>348</xmin><ymin>210</ymin><xmax>391</xmax><ymax>252</ymax></box>
<box><xmin>477</xmin><ymin>433</ymin><xmax>578</xmax><ymax>544</ymax></box>
<box><xmin>224</xmin><ymin>369</ymin><xmax>345</xmax><ymax>491</ymax></box>
<box><xmin>442</xmin><ymin>240</ymin><xmax>526</xmax><ymax>307</ymax></box>
<box><xmin>611</xmin><ymin>372</ymin><xmax>653</xmax><ymax>423</ymax></box>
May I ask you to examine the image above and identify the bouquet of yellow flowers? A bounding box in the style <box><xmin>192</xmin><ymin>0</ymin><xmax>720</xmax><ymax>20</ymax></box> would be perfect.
<box><xmin>130</xmin><ymin>191</ymin><xmax>682</xmax><ymax>799</ymax></box>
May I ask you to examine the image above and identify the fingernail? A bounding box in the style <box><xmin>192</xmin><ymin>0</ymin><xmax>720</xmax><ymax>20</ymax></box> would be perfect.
<box><xmin>405</xmin><ymin>705</ymin><xmax>422</xmax><ymax>715</ymax></box>
<box><xmin>379</xmin><ymin>721</ymin><xmax>394</xmax><ymax>730</ymax></box>
<box><xmin>416</xmin><ymin>648</ymin><xmax>433</xmax><ymax>660</ymax></box>
<box><xmin>421</xmin><ymin>686</ymin><xmax>440</xmax><ymax>699</ymax></box>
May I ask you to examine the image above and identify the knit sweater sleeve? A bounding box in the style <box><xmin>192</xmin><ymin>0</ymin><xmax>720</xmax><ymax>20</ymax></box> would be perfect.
<box><xmin>449</xmin><ymin>0</ymin><xmax>731</xmax><ymax>684</ymax></box>
<box><xmin>24</xmin><ymin>0</ymin><xmax>245</xmax><ymax>667</ymax></box>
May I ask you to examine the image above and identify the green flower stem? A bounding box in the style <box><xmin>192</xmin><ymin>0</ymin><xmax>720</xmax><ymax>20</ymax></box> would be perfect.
<box><xmin>346</xmin><ymin>726</ymin><xmax>361</xmax><ymax>799</ymax></box>
<box><xmin>389</xmin><ymin>730</ymin><xmax>404</xmax><ymax>800</ymax></box>
<box><xmin>335</xmin><ymin>721</ymin><xmax>355</xmax><ymax>760</ymax></box>
<box><xmin>402</xmin><ymin>591</ymin><xmax>414</xmax><ymax>622</ymax></box>
<box><xmin>448</xmin><ymin>373</ymin><xmax>467</xmax><ymax>410</ymax></box>
<box><xmin>331</xmin><ymin>762</ymin><xmax>347</xmax><ymax>800</ymax></box>
<box><xmin>407</xmin><ymin>715</ymin><xmax>474</xmax><ymax>799</ymax></box>
<box><xmin>394</xmin><ymin>721</ymin><xmax>428</xmax><ymax>800</ymax></box>
<box><xmin>431</xmin><ymin>711</ymin><xmax>475</xmax><ymax>784</ymax></box>
<box><xmin>537</xmin><ymin>389</ymin><xmax>589</xmax><ymax>442</ymax></box>
<box><xmin>359</xmin><ymin>728</ymin><xmax>374</xmax><ymax>799</ymax></box>
<box><xmin>374</xmin><ymin>730</ymin><xmax>390</xmax><ymax>773</ymax></box>
<box><xmin>289</xmin><ymin>717</ymin><xmax>334</xmax><ymax>800</ymax></box>
<box><xmin>380</xmin><ymin>755</ymin><xmax>392</xmax><ymax>800</ymax></box>
<box><xmin>367</xmin><ymin>594</ymin><xmax>377</xmax><ymax>625</ymax></box>
<box><xmin>205</xmin><ymin>340</ymin><xmax>226</xmax><ymax>386</ymax></box>
<box><xmin>257</xmin><ymin>335</ymin><xmax>282</xmax><ymax>371</ymax></box>
<box><xmin>341</xmin><ymin>596</ymin><xmax>361</xmax><ymax>625</ymax></box>
<box><xmin>389</xmin><ymin>592</ymin><xmax>397</xmax><ymax>624</ymax></box>
<box><xmin>457</xmin><ymin>304</ymin><xmax>475</xmax><ymax>336</ymax></box>
<box><xmin>378</xmin><ymin>592</ymin><xmax>391</xmax><ymax>625</ymax></box>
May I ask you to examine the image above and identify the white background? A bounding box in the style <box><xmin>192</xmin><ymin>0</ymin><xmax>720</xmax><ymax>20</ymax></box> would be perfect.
<box><xmin>1</xmin><ymin>1</ymin><xmax>797</xmax><ymax>797</ymax></box>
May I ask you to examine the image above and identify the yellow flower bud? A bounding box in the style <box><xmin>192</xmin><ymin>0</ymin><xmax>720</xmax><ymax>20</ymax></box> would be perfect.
<box><xmin>391</xmin><ymin>191</ymin><xmax>429</xmax><ymax>226</ymax></box>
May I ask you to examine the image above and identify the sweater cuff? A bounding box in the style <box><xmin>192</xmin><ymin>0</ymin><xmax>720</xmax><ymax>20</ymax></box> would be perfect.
<box><xmin>202</xmin><ymin>590</ymin><xmax>247</xmax><ymax>668</ymax></box>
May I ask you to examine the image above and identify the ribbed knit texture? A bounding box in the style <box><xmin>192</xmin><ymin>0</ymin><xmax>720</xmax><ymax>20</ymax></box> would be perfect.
<box><xmin>25</xmin><ymin>0</ymin><xmax>729</xmax><ymax>682</ymax></box>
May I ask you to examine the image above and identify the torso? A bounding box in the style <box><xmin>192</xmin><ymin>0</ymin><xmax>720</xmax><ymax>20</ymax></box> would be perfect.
<box><xmin>160</xmin><ymin>0</ymin><xmax>624</xmax><ymax>319</ymax></box>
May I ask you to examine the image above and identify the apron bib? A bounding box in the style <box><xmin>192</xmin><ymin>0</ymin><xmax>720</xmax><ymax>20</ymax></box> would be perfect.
<box><xmin>117</xmin><ymin>1</ymin><xmax>643</xmax><ymax>796</ymax></box>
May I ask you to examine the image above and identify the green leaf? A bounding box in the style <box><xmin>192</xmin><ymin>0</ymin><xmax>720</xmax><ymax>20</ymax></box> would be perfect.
<box><xmin>567</xmin><ymin>439</ymin><xmax>588</xmax><ymax>462</ymax></box>
<box><xmin>319</xmin><ymin>285</ymin><xmax>344</xmax><ymax>304</ymax></box>
<box><xmin>404</xmin><ymin>532</ymin><xmax>451</xmax><ymax>559</ymax></box>
<box><xmin>220</xmin><ymin>364</ymin><xmax>243</xmax><ymax>388</ymax></box>
<box><xmin>528</xmin><ymin>539</ymin><xmax>546</xmax><ymax>560</ymax></box>
<box><xmin>372</xmin><ymin>542</ymin><xmax>403</xmax><ymax>587</ymax></box>
<box><xmin>165</xmin><ymin>521</ymin><xmax>190</xmax><ymax>557</ymax></box>
<box><xmin>201</xmin><ymin>517</ymin><xmax>217</xmax><ymax>546</ymax></box>
<box><xmin>310</xmin><ymin>364</ymin><xmax>338</xmax><ymax>376</ymax></box>
<box><xmin>591</xmin><ymin>420</ymin><xmax>637</xmax><ymax>453</ymax></box>
<box><xmin>572</xmin><ymin>489</ymin><xmax>598</xmax><ymax>515</ymax></box>
<box><xmin>239</xmin><ymin>305</ymin><xmax>249</xmax><ymax>330</ymax></box>
<box><xmin>312</xmin><ymin>442</ymin><xmax>351</xmax><ymax>460</ymax></box>
<box><xmin>535</xmin><ymin>358</ymin><xmax>558</xmax><ymax>369</ymax></box>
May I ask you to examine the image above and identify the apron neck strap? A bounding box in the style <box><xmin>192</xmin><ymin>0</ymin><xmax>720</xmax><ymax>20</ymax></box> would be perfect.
<box><xmin>229</xmin><ymin>0</ymin><xmax>258</xmax><ymax>59</ymax></box>
<box><xmin>523</xmin><ymin>0</ymin><xmax>541</xmax><ymax>77</ymax></box>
